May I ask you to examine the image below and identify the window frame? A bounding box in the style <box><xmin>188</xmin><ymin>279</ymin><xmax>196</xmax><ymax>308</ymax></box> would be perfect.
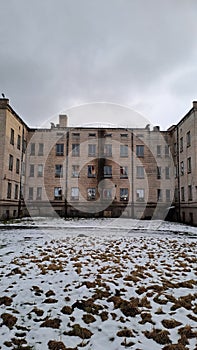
<box><xmin>136</xmin><ymin>166</ymin><xmax>144</xmax><ymax>179</ymax></box>
<box><xmin>120</xmin><ymin>145</ymin><xmax>128</xmax><ymax>157</ymax></box>
<box><xmin>136</xmin><ymin>145</ymin><xmax>144</xmax><ymax>157</ymax></box>
<box><xmin>9</xmin><ymin>154</ymin><xmax>13</xmax><ymax>171</ymax></box>
<box><xmin>104</xmin><ymin>165</ymin><xmax>112</xmax><ymax>178</ymax></box>
<box><xmin>72</xmin><ymin>143</ymin><xmax>80</xmax><ymax>157</ymax></box>
<box><xmin>55</xmin><ymin>164</ymin><xmax>63</xmax><ymax>178</ymax></box>
<box><xmin>56</xmin><ymin>143</ymin><xmax>64</xmax><ymax>156</ymax></box>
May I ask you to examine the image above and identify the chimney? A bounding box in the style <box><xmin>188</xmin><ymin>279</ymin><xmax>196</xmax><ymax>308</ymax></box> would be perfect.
<box><xmin>0</xmin><ymin>98</ymin><xmax>9</xmax><ymax>108</ymax></box>
<box><xmin>153</xmin><ymin>125</ymin><xmax>160</xmax><ymax>131</ymax></box>
<box><xmin>192</xmin><ymin>101</ymin><xmax>197</xmax><ymax>109</ymax></box>
<box><xmin>59</xmin><ymin>114</ymin><xmax>68</xmax><ymax>128</ymax></box>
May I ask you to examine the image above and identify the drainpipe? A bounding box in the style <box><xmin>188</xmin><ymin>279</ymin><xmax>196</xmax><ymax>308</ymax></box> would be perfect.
<box><xmin>176</xmin><ymin>126</ymin><xmax>181</xmax><ymax>221</ymax></box>
<box><xmin>65</xmin><ymin>130</ymin><xmax>69</xmax><ymax>218</ymax></box>
<box><xmin>18</xmin><ymin>126</ymin><xmax>24</xmax><ymax>218</ymax></box>
<box><xmin>131</xmin><ymin>129</ymin><xmax>134</xmax><ymax>218</ymax></box>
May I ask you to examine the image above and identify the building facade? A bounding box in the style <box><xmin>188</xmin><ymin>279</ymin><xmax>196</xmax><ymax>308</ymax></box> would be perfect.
<box><xmin>0</xmin><ymin>98</ymin><xmax>197</xmax><ymax>225</ymax></box>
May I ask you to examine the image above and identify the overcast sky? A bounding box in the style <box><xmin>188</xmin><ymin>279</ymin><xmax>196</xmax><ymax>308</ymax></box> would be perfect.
<box><xmin>0</xmin><ymin>0</ymin><xmax>197</xmax><ymax>129</ymax></box>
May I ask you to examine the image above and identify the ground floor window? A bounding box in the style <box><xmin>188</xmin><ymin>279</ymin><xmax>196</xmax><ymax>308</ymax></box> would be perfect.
<box><xmin>120</xmin><ymin>188</ymin><xmax>129</xmax><ymax>201</ymax></box>
<box><xmin>103</xmin><ymin>189</ymin><xmax>112</xmax><ymax>199</ymax></box>
<box><xmin>54</xmin><ymin>187</ymin><xmax>62</xmax><ymax>200</ymax></box>
<box><xmin>87</xmin><ymin>188</ymin><xmax>96</xmax><ymax>200</ymax></box>
<box><xmin>136</xmin><ymin>188</ymin><xmax>144</xmax><ymax>201</ymax></box>
<box><xmin>71</xmin><ymin>187</ymin><xmax>79</xmax><ymax>200</ymax></box>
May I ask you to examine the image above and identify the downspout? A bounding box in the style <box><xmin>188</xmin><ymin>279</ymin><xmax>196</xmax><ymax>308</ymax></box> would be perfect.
<box><xmin>176</xmin><ymin>126</ymin><xmax>181</xmax><ymax>221</ymax></box>
<box><xmin>18</xmin><ymin>126</ymin><xmax>24</xmax><ymax>218</ymax></box>
<box><xmin>65</xmin><ymin>130</ymin><xmax>69</xmax><ymax>217</ymax></box>
<box><xmin>131</xmin><ymin>129</ymin><xmax>134</xmax><ymax>218</ymax></box>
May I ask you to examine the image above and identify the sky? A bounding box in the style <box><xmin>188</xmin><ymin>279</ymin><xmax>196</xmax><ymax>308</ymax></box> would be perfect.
<box><xmin>0</xmin><ymin>0</ymin><xmax>197</xmax><ymax>129</ymax></box>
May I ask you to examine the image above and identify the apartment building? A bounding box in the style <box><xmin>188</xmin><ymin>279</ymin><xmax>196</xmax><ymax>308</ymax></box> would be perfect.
<box><xmin>0</xmin><ymin>97</ymin><xmax>196</xmax><ymax>224</ymax></box>
<box><xmin>170</xmin><ymin>101</ymin><xmax>197</xmax><ymax>225</ymax></box>
<box><xmin>0</xmin><ymin>98</ymin><xmax>28</xmax><ymax>219</ymax></box>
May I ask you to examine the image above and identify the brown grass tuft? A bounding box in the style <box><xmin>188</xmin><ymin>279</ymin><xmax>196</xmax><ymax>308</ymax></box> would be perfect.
<box><xmin>161</xmin><ymin>319</ymin><xmax>182</xmax><ymax>329</ymax></box>
<box><xmin>1</xmin><ymin>312</ymin><xmax>17</xmax><ymax>329</ymax></box>
<box><xmin>144</xmin><ymin>328</ymin><xmax>171</xmax><ymax>345</ymax></box>
<box><xmin>40</xmin><ymin>318</ymin><xmax>61</xmax><ymax>329</ymax></box>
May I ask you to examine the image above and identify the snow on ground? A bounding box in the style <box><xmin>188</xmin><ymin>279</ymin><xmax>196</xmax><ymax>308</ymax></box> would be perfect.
<box><xmin>0</xmin><ymin>218</ymin><xmax>197</xmax><ymax>350</ymax></box>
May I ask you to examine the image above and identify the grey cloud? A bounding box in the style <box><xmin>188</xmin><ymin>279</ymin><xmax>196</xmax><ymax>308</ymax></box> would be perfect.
<box><xmin>0</xmin><ymin>0</ymin><xmax>197</xmax><ymax>128</ymax></box>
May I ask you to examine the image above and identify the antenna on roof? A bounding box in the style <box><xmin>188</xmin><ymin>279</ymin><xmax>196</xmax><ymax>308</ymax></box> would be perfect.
<box><xmin>1</xmin><ymin>93</ymin><xmax>5</xmax><ymax>98</ymax></box>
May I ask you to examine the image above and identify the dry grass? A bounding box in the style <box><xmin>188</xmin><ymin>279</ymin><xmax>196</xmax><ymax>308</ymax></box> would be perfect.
<box><xmin>0</xmin><ymin>295</ymin><xmax>12</xmax><ymax>306</ymax></box>
<box><xmin>64</xmin><ymin>323</ymin><xmax>93</xmax><ymax>339</ymax></box>
<box><xmin>144</xmin><ymin>328</ymin><xmax>171</xmax><ymax>345</ymax></box>
<box><xmin>117</xmin><ymin>328</ymin><xmax>134</xmax><ymax>337</ymax></box>
<box><xmin>61</xmin><ymin>305</ymin><xmax>73</xmax><ymax>315</ymax></box>
<box><xmin>40</xmin><ymin>318</ymin><xmax>61</xmax><ymax>329</ymax></box>
<box><xmin>1</xmin><ymin>312</ymin><xmax>17</xmax><ymax>329</ymax></box>
<box><xmin>162</xmin><ymin>319</ymin><xmax>182</xmax><ymax>329</ymax></box>
<box><xmin>82</xmin><ymin>313</ymin><xmax>96</xmax><ymax>324</ymax></box>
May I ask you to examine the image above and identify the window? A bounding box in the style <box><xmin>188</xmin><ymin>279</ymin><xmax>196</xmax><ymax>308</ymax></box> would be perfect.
<box><xmin>166</xmin><ymin>189</ymin><xmax>171</xmax><ymax>201</ymax></box>
<box><xmin>9</xmin><ymin>154</ymin><xmax>13</xmax><ymax>171</ymax></box>
<box><xmin>38</xmin><ymin>143</ymin><xmax>44</xmax><ymax>156</ymax></box>
<box><xmin>157</xmin><ymin>189</ymin><xmax>162</xmax><ymax>201</ymax></box>
<box><xmin>29</xmin><ymin>165</ymin><xmax>34</xmax><ymax>177</ymax></box>
<box><xmin>136</xmin><ymin>189</ymin><xmax>145</xmax><ymax>201</ymax></box>
<box><xmin>16</xmin><ymin>158</ymin><xmax>20</xmax><ymax>174</ymax></box>
<box><xmin>88</xmin><ymin>144</ymin><xmax>96</xmax><ymax>156</ymax></box>
<box><xmin>120</xmin><ymin>166</ymin><xmax>128</xmax><ymax>178</ymax></box>
<box><xmin>103</xmin><ymin>189</ymin><xmax>112</xmax><ymax>199</ymax></box>
<box><xmin>71</xmin><ymin>187</ymin><xmax>79</xmax><ymax>200</ymax></box>
<box><xmin>188</xmin><ymin>185</ymin><xmax>192</xmax><ymax>201</ymax></box>
<box><xmin>120</xmin><ymin>133</ymin><xmax>128</xmax><ymax>138</ymax></box>
<box><xmin>7</xmin><ymin>182</ymin><xmax>12</xmax><ymax>199</ymax></box>
<box><xmin>120</xmin><ymin>188</ymin><xmax>129</xmax><ymax>201</ymax></box>
<box><xmin>30</xmin><ymin>143</ymin><xmax>35</xmax><ymax>155</ymax></box>
<box><xmin>104</xmin><ymin>144</ymin><xmax>112</xmax><ymax>157</ymax></box>
<box><xmin>72</xmin><ymin>165</ymin><xmax>80</xmax><ymax>178</ymax></box>
<box><xmin>157</xmin><ymin>145</ymin><xmax>161</xmax><ymax>157</ymax></box>
<box><xmin>165</xmin><ymin>167</ymin><xmax>170</xmax><ymax>179</ymax></box>
<box><xmin>88</xmin><ymin>133</ymin><xmax>96</xmax><ymax>137</ymax></box>
<box><xmin>88</xmin><ymin>165</ymin><xmax>96</xmax><ymax>177</ymax></box>
<box><xmin>165</xmin><ymin>145</ymin><xmax>170</xmax><ymax>157</ymax></box>
<box><xmin>189</xmin><ymin>212</ymin><xmax>193</xmax><ymax>224</ymax></box>
<box><xmin>136</xmin><ymin>145</ymin><xmax>144</xmax><ymax>157</ymax></box>
<box><xmin>56</xmin><ymin>143</ymin><xmax>64</xmax><ymax>156</ymax></box>
<box><xmin>55</xmin><ymin>164</ymin><xmax>63</xmax><ymax>178</ymax></box>
<box><xmin>10</xmin><ymin>128</ymin><xmax>14</xmax><ymax>145</ymax></box>
<box><xmin>157</xmin><ymin>166</ymin><xmax>162</xmax><ymax>179</ymax></box>
<box><xmin>136</xmin><ymin>166</ymin><xmax>144</xmax><ymax>179</ymax></box>
<box><xmin>180</xmin><ymin>137</ymin><xmax>183</xmax><ymax>152</ymax></box>
<box><xmin>72</xmin><ymin>132</ymin><xmax>80</xmax><ymax>139</ymax></box>
<box><xmin>187</xmin><ymin>157</ymin><xmax>191</xmax><ymax>173</ymax></box>
<box><xmin>180</xmin><ymin>161</ymin><xmax>184</xmax><ymax>176</ymax></box>
<box><xmin>36</xmin><ymin>187</ymin><xmax>42</xmax><ymax>200</ymax></box>
<box><xmin>120</xmin><ymin>145</ymin><xmax>128</xmax><ymax>157</ymax></box>
<box><xmin>28</xmin><ymin>187</ymin><xmax>33</xmax><ymax>200</ymax></box>
<box><xmin>22</xmin><ymin>162</ymin><xmax>25</xmax><ymax>176</ymax></box>
<box><xmin>23</xmin><ymin>139</ymin><xmax>27</xmax><ymax>153</ymax></box>
<box><xmin>87</xmin><ymin>188</ymin><xmax>96</xmax><ymax>200</ymax></box>
<box><xmin>54</xmin><ymin>187</ymin><xmax>62</xmax><ymax>200</ymax></box>
<box><xmin>174</xmin><ymin>188</ymin><xmax>178</xmax><ymax>202</ymax></box>
<box><xmin>104</xmin><ymin>133</ymin><xmax>112</xmax><ymax>137</ymax></box>
<box><xmin>174</xmin><ymin>143</ymin><xmax>177</xmax><ymax>154</ymax></box>
<box><xmin>17</xmin><ymin>135</ymin><xmax>21</xmax><ymax>150</ymax></box>
<box><xmin>104</xmin><ymin>165</ymin><xmax>112</xmax><ymax>178</ymax></box>
<box><xmin>72</xmin><ymin>144</ymin><xmax>80</xmax><ymax>156</ymax></box>
<box><xmin>186</xmin><ymin>131</ymin><xmax>191</xmax><ymax>147</ymax></box>
<box><xmin>14</xmin><ymin>184</ymin><xmax>19</xmax><ymax>200</ymax></box>
<box><xmin>37</xmin><ymin>164</ymin><xmax>43</xmax><ymax>177</ymax></box>
<box><xmin>181</xmin><ymin>187</ymin><xmax>185</xmax><ymax>201</ymax></box>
